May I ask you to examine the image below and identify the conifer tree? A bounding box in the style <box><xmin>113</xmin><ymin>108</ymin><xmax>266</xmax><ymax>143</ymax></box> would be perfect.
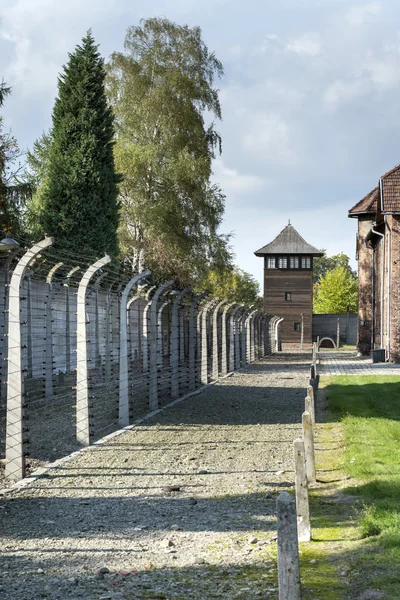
<box><xmin>31</xmin><ymin>32</ymin><xmax>119</xmax><ymax>255</ymax></box>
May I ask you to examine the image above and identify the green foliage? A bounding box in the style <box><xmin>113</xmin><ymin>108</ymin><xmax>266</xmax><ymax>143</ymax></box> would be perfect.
<box><xmin>26</xmin><ymin>32</ymin><xmax>120</xmax><ymax>255</ymax></box>
<box><xmin>326</xmin><ymin>375</ymin><xmax>400</xmax><ymax>549</ymax></box>
<box><xmin>313</xmin><ymin>265</ymin><xmax>358</xmax><ymax>313</ymax></box>
<box><xmin>107</xmin><ymin>17</ymin><xmax>230</xmax><ymax>284</ymax></box>
<box><xmin>313</xmin><ymin>250</ymin><xmax>356</xmax><ymax>284</ymax></box>
<box><xmin>199</xmin><ymin>266</ymin><xmax>261</xmax><ymax>306</ymax></box>
<box><xmin>0</xmin><ymin>81</ymin><xmax>27</xmax><ymax>236</ymax></box>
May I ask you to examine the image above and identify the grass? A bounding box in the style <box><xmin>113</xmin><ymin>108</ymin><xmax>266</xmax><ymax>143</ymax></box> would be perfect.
<box><xmin>318</xmin><ymin>375</ymin><xmax>400</xmax><ymax>597</ymax></box>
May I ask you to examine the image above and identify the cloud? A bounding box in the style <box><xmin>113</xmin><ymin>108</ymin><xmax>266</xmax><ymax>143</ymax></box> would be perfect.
<box><xmin>241</xmin><ymin>112</ymin><xmax>295</xmax><ymax>165</ymax></box>
<box><xmin>213</xmin><ymin>158</ymin><xmax>268</xmax><ymax>198</ymax></box>
<box><xmin>324</xmin><ymin>79</ymin><xmax>369</xmax><ymax>108</ymax></box>
<box><xmin>345</xmin><ymin>2</ymin><xmax>381</xmax><ymax>26</ymax></box>
<box><xmin>285</xmin><ymin>33</ymin><xmax>321</xmax><ymax>57</ymax></box>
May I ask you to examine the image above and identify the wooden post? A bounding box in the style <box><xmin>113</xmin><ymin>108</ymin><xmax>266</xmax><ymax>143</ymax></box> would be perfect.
<box><xmin>277</xmin><ymin>491</ymin><xmax>302</xmax><ymax>600</ymax></box>
<box><xmin>302</xmin><ymin>411</ymin><xmax>316</xmax><ymax>484</ymax></box>
<box><xmin>293</xmin><ymin>437</ymin><xmax>311</xmax><ymax>542</ymax></box>
<box><xmin>336</xmin><ymin>318</ymin><xmax>340</xmax><ymax>351</ymax></box>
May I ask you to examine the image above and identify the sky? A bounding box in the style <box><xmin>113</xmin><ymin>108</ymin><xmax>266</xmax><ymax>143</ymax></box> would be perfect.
<box><xmin>1</xmin><ymin>0</ymin><xmax>400</xmax><ymax>287</ymax></box>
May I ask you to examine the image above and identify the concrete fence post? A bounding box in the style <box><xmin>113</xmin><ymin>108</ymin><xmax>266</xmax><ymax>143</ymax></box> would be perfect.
<box><xmin>336</xmin><ymin>318</ymin><xmax>340</xmax><ymax>351</ymax></box>
<box><xmin>188</xmin><ymin>292</ymin><xmax>207</xmax><ymax>391</ymax></box>
<box><xmin>0</xmin><ymin>251</ymin><xmax>19</xmax><ymax>404</ymax></box>
<box><xmin>276</xmin><ymin>491</ymin><xmax>302</xmax><ymax>600</ymax></box>
<box><xmin>234</xmin><ymin>306</ymin><xmax>245</xmax><ymax>370</ymax></box>
<box><xmin>221</xmin><ymin>303</ymin><xmax>234</xmax><ymax>375</ymax></box>
<box><xmin>149</xmin><ymin>280</ymin><xmax>174</xmax><ymax>411</ymax></box>
<box><xmin>240</xmin><ymin>308</ymin><xmax>251</xmax><ymax>367</ymax></box>
<box><xmin>45</xmin><ymin>262</ymin><xmax>63</xmax><ymax>397</ymax></box>
<box><xmin>5</xmin><ymin>236</ymin><xmax>54</xmax><ymax>481</ymax></box>
<box><xmin>142</xmin><ymin>286</ymin><xmax>156</xmax><ymax>374</ymax></box>
<box><xmin>118</xmin><ymin>269</ymin><xmax>151</xmax><ymax>427</ymax></box>
<box><xmin>293</xmin><ymin>437</ymin><xmax>311</xmax><ymax>542</ymax></box>
<box><xmin>211</xmin><ymin>299</ymin><xmax>227</xmax><ymax>380</ymax></box>
<box><xmin>302</xmin><ymin>411</ymin><xmax>316</xmax><ymax>484</ymax></box>
<box><xmin>93</xmin><ymin>271</ymin><xmax>108</xmax><ymax>370</ymax></box>
<box><xmin>64</xmin><ymin>267</ymin><xmax>80</xmax><ymax>374</ymax></box>
<box><xmin>170</xmin><ymin>287</ymin><xmax>191</xmax><ymax>399</ymax></box>
<box><xmin>200</xmin><ymin>299</ymin><xmax>216</xmax><ymax>385</ymax></box>
<box><xmin>157</xmin><ymin>301</ymin><xmax>169</xmax><ymax>367</ymax></box>
<box><xmin>306</xmin><ymin>385</ymin><xmax>315</xmax><ymax>425</ymax></box>
<box><xmin>76</xmin><ymin>255</ymin><xmax>111</xmax><ymax>446</ymax></box>
<box><xmin>229</xmin><ymin>305</ymin><xmax>241</xmax><ymax>372</ymax></box>
<box><xmin>246</xmin><ymin>310</ymin><xmax>257</xmax><ymax>364</ymax></box>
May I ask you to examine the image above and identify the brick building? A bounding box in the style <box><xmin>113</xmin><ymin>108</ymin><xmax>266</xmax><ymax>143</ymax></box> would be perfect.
<box><xmin>349</xmin><ymin>163</ymin><xmax>400</xmax><ymax>362</ymax></box>
<box><xmin>254</xmin><ymin>224</ymin><xmax>323</xmax><ymax>348</ymax></box>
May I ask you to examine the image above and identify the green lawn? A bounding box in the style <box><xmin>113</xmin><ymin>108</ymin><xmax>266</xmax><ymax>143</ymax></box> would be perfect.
<box><xmin>323</xmin><ymin>375</ymin><xmax>400</xmax><ymax>596</ymax></box>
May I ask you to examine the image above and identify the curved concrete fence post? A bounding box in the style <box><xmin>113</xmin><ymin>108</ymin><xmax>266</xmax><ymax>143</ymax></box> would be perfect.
<box><xmin>76</xmin><ymin>255</ymin><xmax>111</xmax><ymax>446</ymax></box>
<box><xmin>64</xmin><ymin>267</ymin><xmax>80</xmax><ymax>374</ymax></box>
<box><xmin>221</xmin><ymin>303</ymin><xmax>235</xmax><ymax>375</ymax></box>
<box><xmin>275</xmin><ymin>317</ymin><xmax>284</xmax><ymax>351</ymax></box>
<box><xmin>157</xmin><ymin>301</ymin><xmax>170</xmax><ymax>368</ymax></box>
<box><xmin>170</xmin><ymin>287</ymin><xmax>191</xmax><ymax>399</ymax></box>
<box><xmin>93</xmin><ymin>271</ymin><xmax>108</xmax><ymax>371</ymax></box>
<box><xmin>5</xmin><ymin>236</ymin><xmax>54</xmax><ymax>481</ymax></box>
<box><xmin>149</xmin><ymin>280</ymin><xmax>175</xmax><ymax>411</ymax></box>
<box><xmin>44</xmin><ymin>262</ymin><xmax>63</xmax><ymax>397</ymax></box>
<box><xmin>200</xmin><ymin>298</ymin><xmax>216</xmax><ymax>385</ymax></box>
<box><xmin>211</xmin><ymin>299</ymin><xmax>228</xmax><ymax>380</ymax></box>
<box><xmin>253</xmin><ymin>312</ymin><xmax>263</xmax><ymax>361</ymax></box>
<box><xmin>142</xmin><ymin>286</ymin><xmax>157</xmax><ymax>374</ymax></box>
<box><xmin>119</xmin><ymin>269</ymin><xmax>151</xmax><ymax>427</ymax></box>
<box><xmin>269</xmin><ymin>316</ymin><xmax>278</xmax><ymax>352</ymax></box>
<box><xmin>246</xmin><ymin>310</ymin><xmax>257</xmax><ymax>364</ymax></box>
<box><xmin>234</xmin><ymin>306</ymin><xmax>246</xmax><ymax>370</ymax></box>
<box><xmin>0</xmin><ymin>250</ymin><xmax>20</xmax><ymax>404</ymax></box>
<box><xmin>240</xmin><ymin>307</ymin><xmax>252</xmax><ymax>367</ymax></box>
<box><xmin>228</xmin><ymin>305</ymin><xmax>240</xmax><ymax>373</ymax></box>
<box><xmin>188</xmin><ymin>292</ymin><xmax>208</xmax><ymax>391</ymax></box>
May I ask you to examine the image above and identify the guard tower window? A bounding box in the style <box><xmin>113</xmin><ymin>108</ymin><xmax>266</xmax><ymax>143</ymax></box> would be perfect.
<box><xmin>278</xmin><ymin>257</ymin><xmax>287</xmax><ymax>269</ymax></box>
<box><xmin>294</xmin><ymin>322</ymin><xmax>301</xmax><ymax>332</ymax></box>
<box><xmin>266</xmin><ymin>256</ymin><xmax>276</xmax><ymax>268</ymax></box>
<box><xmin>285</xmin><ymin>292</ymin><xmax>292</xmax><ymax>301</ymax></box>
<box><xmin>301</xmin><ymin>256</ymin><xmax>311</xmax><ymax>269</ymax></box>
<box><xmin>289</xmin><ymin>256</ymin><xmax>299</xmax><ymax>268</ymax></box>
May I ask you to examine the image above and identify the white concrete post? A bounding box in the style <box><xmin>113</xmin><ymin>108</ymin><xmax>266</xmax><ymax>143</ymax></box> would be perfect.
<box><xmin>157</xmin><ymin>301</ymin><xmax>169</xmax><ymax>367</ymax></box>
<box><xmin>5</xmin><ymin>237</ymin><xmax>54</xmax><ymax>481</ymax></box>
<box><xmin>149</xmin><ymin>280</ymin><xmax>174</xmax><ymax>410</ymax></box>
<box><xmin>229</xmin><ymin>305</ymin><xmax>241</xmax><ymax>372</ymax></box>
<box><xmin>306</xmin><ymin>386</ymin><xmax>315</xmax><ymax>426</ymax></box>
<box><xmin>200</xmin><ymin>299</ymin><xmax>216</xmax><ymax>385</ymax></box>
<box><xmin>234</xmin><ymin>306</ymin><xmax>245</xmax><ymax>370</ymax></box>
<box><xmin>141</xmin><ymin>286</ymin><xmax>156</xmax><ymax>374</ymax></box>
<box><xmin>211</xmin><ymin>300</ymin><xmax>227</xmax><ymax>380</ymax></box>
<box><xmin>45</xmin><ymin>262</ymin><xmax>63</xmax><ymax>397</ymax></box>
<box><xmin>0</xmin><ymin>250</ymin><xmax>19</xmax><ymax>403</ymax></box>
<box><xmin>277</xmin><ymin>491</ymin><xmax>302</xmax><ymax>600</ymax></box>
<box><xmin>64</xmin><ymin>266</ymin><xmax>80</xmax><ymax>374</ymax></box>
<box><xmin>221</xmin><ymin>303</ymin><xmax>234</xmax><ymax>375</ymax></box>
<box><xmin>245</xmin><ymin>310</ymin><xmax>257</xmax><ymax>364</ymax></box>
<box><xmin>76</xmin><ymin>255</ymin><xmax>111</xmax><ymax>446</ymax></box>
<box><xmin>118</xmin><ymin>269</ymin><xmax>151</xmax><ymax>426</ymax></box>
<box><xmin>293</xmin><ymin>437</ymin><xmax>311</xmax><ymax>542</ymax></box>
<box><xmin>93</xmin><ymin>271</ymin><xmax>108</xmax><ymax>371</ymax></box>
<box><xmin>302</xmin><ymin>410</ymin><xmax>316</xmax><ymax>484</ymax></box>
<box><xmin>170</xmin><ymin>287</ymin><xmax>191</xmax><ymax>399</ymax></box>
<box><xmin>275</xmin><ymin>317</ymin><xmax>284</xmax><ymax>351</ymax></box>
<box><xmin>240</xmin><ymin>308</ymin><xmax>250</xmax><ymax>368</ymax></box>
<box><xmin>188</xmin><ymin>293</ymin><xmax>207</xmax><ymax>391</ymax></box>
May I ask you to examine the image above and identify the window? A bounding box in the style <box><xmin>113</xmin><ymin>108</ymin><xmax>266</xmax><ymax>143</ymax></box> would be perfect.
<box><xmin>278</xmin><ymin>257</ymin><xmax>287</xmax><ymax>269</ymax></box>
<box><xmin>289</xmin><ymin>256</ymin><xmax>299</xmax><ymax>268</ymax></box>
<box><xmin>294</xmin><ymin>322</ymin><xmax>301</xmax><ymax>332</ymax></box>
<box><xmin>301</xmin><ymin>256</ymin><xmax>311</xmax><ymax>269</ymax></box>
<box><xmin>285</xmin><ymin>292</ymin><xmax>292</xmax><ymax>301</ymax></box>
<box><xmin>266</xmin><ymin>256</ymin><xmax>276</xmax><ymax>269</ymax></box>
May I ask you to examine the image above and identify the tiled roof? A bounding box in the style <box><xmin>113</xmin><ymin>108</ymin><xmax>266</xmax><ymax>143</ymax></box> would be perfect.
<box><xmin>381</xmin><ymin>163</ymin><xmax>400</xmax><ymax>213</ymax></box>
<box><xmin>348</xmin><ymin>186</ymin><xmax>378</xmax><ymax>217</ymax></box>
<box><xmin>254</xmin><ymin>224</ymin><xmax>323</xmax><ymax>256</ymax></box>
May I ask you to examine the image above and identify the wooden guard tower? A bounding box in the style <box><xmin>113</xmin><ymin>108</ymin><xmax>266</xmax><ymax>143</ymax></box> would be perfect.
<box><xmin>254</xmin><ymin>223</ymin><xmax>323</xmax><ymax>348</ymax></box>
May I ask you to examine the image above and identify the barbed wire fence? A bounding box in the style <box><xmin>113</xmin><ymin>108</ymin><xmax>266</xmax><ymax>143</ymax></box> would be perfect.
<box><xmin>0</xmin><ymin>237</ymin><xmax>283</xmax><ymax>483</ymax></box>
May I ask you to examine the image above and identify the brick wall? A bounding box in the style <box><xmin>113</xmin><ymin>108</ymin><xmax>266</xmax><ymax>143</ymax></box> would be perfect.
<box><xmin>389</xmin><ymin>215</ymin><xmax>400</xmax><ymax>362</ymax></box>
<box><xmin>357</xmin><ymin>216</ymin><xmax>373</xmax><ymax>354</ymax></box>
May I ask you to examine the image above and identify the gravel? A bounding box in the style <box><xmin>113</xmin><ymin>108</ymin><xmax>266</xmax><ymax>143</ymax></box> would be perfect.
<box><xmin>0</xmin><ymin>352</ymin><xmax>311</xmax><ymax>600</ymax></box>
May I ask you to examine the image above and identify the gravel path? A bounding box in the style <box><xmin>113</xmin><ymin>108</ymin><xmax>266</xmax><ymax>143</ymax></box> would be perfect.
<box><xmin>0</xmin><ymin>352</ymin><xmax>311</xmax><ymax>600</ymax></box>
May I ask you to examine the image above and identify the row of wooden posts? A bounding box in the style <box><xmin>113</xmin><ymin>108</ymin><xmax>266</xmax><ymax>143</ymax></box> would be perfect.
<box><xmin>277</xmin><ymin>342</ymin><xmax>320</xmax><ymax>600</ymax></box>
